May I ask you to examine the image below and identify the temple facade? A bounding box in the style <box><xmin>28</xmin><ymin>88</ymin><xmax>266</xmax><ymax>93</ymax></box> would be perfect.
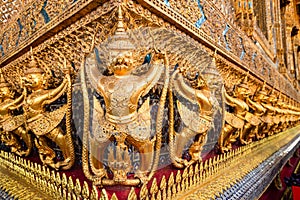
<box><xmin>0</xmin><ymin>0</ymin><xmax>299</xmax><ymax>199</ymax></box>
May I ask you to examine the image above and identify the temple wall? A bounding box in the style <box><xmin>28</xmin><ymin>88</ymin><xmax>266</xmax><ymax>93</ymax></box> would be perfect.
<box><xmin>0</xmin><ymin>0</ymin><xmax>299</xmax><ymax>199</ymax></box>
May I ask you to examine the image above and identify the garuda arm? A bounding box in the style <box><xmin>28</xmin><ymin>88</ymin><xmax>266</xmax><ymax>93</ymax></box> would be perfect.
<box><xmin>41</xmin><ymin>76</ymin><xmax>69</xmax><ymax>107</ymax></box>
<box><xmin>5</xmin><ymin>88</ymin><xmax>27</xmax><ymax>111</ymax></box>
<box><xmin>246</xmin><ymin>97</ymin><xmax>266</xmax><ymax>116</ymax></box>
<box><xmin>223</xmin><ymin>89</ymin><xmax>241</xmax><ymax>108</ymax></box>
<box><xmin>173</xmin><ymin>71</ymin><xmax>197</xmax><ymax>104</ymax></box>
<box><xmin>173</xmin><ymin>71</ymin><xmax>212</xmax><ymax>112</ymax></box>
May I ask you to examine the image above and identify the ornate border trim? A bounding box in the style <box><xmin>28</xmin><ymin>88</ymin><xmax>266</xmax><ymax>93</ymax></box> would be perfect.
<box><xmin>1</xmin><ymin>126</ymin><xmax>299</xmax><ymax>200</ymax></box>
<box><xmin>0</xmin><ymin>0</ymin><xmax>108</xmax><ymax>67</ymax></box>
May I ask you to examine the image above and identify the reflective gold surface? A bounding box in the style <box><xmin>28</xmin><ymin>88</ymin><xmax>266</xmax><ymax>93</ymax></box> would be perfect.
<box><xmin>0</xmin><ymin>0</ymin><xmax>300</xmax><ymax>199</ymax></box>
<box><xmin>0</xmin><ymin>164</ymin><xmax>53</xmax><ymax>200</ymax></box>
<box><xmin>0</xmin><ymin>70</ymin><xmax>31</xmax><ymax>156</ymax></box>
<box><xmin>21</xmin><ymin>53</ymin><xmax>74</xmax><ymax>170</ymax></box>
<box><xmin>177</xmin><ymin>126</ymin><xmax>300</xmax><ymax>200</ymax></box>
<box><xmin>169</xmin><ymin>67</ymin><xmax>212</xmax><ymax>167</ymax></box>
<box><xmin>1</xmin><ymin>125</ymin><xmax>299</xmax><ymax>200</ymax></box>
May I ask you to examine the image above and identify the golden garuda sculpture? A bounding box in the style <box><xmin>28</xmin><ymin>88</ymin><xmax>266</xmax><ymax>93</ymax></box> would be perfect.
<box><xmin>286</xmin><ymin>97</ymin><xmax>297</xmax><ymax>129</ymax></box>
<box><xmin>238</xmin><ymin>82</ymin><xmax>267</xmax><ymax>144</ymax></box>
<box><xmin>0</xmin><ymin>70</ymin><xmax>31</xmax><ymax>156</ymax></box>
<box><xmin>244</xmin><ymin>83</ymin><xmax>268</xmax><ymax>141</ymax></box>
<box><xmin>168</xmin><ymin>65</ymin><xmax>213</xmax><ymax>168</ymax></box>
<box><xmin>1</xmin><ymin>0</ymin><xmax>300</xmax><ymax>199</ymax></box>
<box><xmin>82</xmin><ymin>6</ymin><xmax>170</xmax><ymax>186</ymax></box>
<box><xmin>260</xmin><ymin>87</ymin><xmax>278</xmax><ymax>137</ymax></box>
<box><xmin>218</xmin><ymin>75</ymin><xmax>251</xmax><ymax>152</ymax></box>
<box><xmin>80</xmin><ymin>4</ymin><xmax>218</xmax><ymax>185</ymax></box>
<box><xmin>276</xmin><ymin>94</ymin><xmax>288</xmax><ymax>132</ymax></box>
<box><xmin>22</xmin><ymin>54</ymin><xmax>74</xmax><ymax>170</ymax></box>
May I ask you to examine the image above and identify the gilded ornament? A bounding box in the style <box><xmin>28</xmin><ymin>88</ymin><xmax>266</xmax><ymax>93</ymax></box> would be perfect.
<box><xmin>169</xmin><ymin>65</ymin><xmax>213</xmax><ymax>168</ymax></box>
<box><xmin>218</xmin><ymin>75</ymin><xmax>251</xmax><ymax>152</ymax></box>
<box><xmin>128</xmin><ymin>187</ymin><xmax>137</xmax><ymax>200</ymax></box>
<box><xmin>0</xmin><ymin>0</ymin><xmax>299</xmax><ymax>200</ymax></box>
<box><xmin>90</xmin><ymin>186</ymin><xmax>99</xmax><ymax>200</ymax></box>
<box><xmin>140</xmin><ymin>183</ymin><xmax>149</xmax><ymax>200</ymax></box>
<box><xmin>0</xmin><ymin>70</ymin><xmax>31</xmax><ymax>156</ymax></box>
<box><xmin>244</xmin><ymin>82</ymin><xmax>268</xmax><ymax>141</ymax></box>
<box><xmin>82</xmin><ymin>5</ymin><xmax>170</xmax><ymax>186</ymax></box>
<box><xmin>22</xmin><ymin>51</ymin><xmax>74</xmax><ymax>170</ymax></box>
<box><xmin>260</xmin><ymin>87</ymin><xmax>278</xmax><ymax>136</ymax></box>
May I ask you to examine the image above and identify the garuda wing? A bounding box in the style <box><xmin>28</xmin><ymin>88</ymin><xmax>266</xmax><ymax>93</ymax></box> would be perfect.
<box><xmin>177</xmin><ymin>100</ymin><xmax>211</xmax><ymax>134</ymax></box>
<box><xmin>92</xmin><ymin>95</ymin><xmax>112</xmax><ymax>143</ymax></box>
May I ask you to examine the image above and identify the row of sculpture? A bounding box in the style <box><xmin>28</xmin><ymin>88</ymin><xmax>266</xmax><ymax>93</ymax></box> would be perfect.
<box><xmin>0</xmin><ymin>0</ymin><xmax>299</xmax><ymax>192</ymax></box>
<box><xmin>82</xmin><ymin>37</ymin><xmax>300</xmax><ymax>185</ymax></box>
<box><xmin>219</xmin><ymin>75</ymin><xmax>300</xmax><ymax>153</ymax></box>
<box><xmin>0</xmin><ymin>45</ymin><xmax>212</xmax><ymax>187</ymax></box>
<box><xmin>0</xmin><ymin>6</ymin><xmax>215</xmax><ymax>185</ymax></box>
<box><xmin>82</xmin><ymin>44</ymin><xmax>214</xmax><ymax>186</ymax></box>
<box><xmin>78</xmin><ymin>6</ymin><xmax>214</xmax><ymax>186</ymax></box>
<box><xmin>1</xmin><ymin>7</ymin><xmax>300</xmax><ymax>185</ymax></box>
<box><xmin>1</xmin><ymin>46</ymin><xmax>300</xmax><ymax>186</ymax></box>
